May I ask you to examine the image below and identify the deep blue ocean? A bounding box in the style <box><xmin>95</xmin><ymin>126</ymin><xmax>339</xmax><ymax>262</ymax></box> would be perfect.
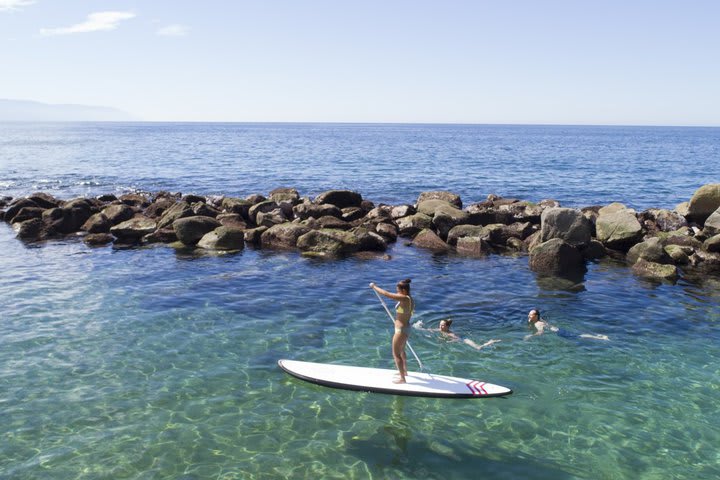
<box><xmin>1</xmin><ymin>122</ymin><xmax>719</xmax><ymax>479</ymax></box>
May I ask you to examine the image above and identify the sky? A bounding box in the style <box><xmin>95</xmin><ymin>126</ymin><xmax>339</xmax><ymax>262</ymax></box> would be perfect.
<box><xmin>1</xmin><ymin>0</ymin><xmax>719</xmax><ymax>125</ymax></box>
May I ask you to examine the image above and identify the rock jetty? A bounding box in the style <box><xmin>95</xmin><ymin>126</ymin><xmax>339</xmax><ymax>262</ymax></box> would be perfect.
<box><xmin>2</xmin><ymin>184</ymin><xmax>720</xmax><ymax>283</ymax></box>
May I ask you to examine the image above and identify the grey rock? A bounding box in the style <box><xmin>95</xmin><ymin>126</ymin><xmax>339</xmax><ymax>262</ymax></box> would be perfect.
<box><xmin>314</xmin><ymin>190</ymin><xmax>363</xmax><ymax>209</ymax></box>
<box><xmin>110</xmin><ymin>216</ymin><xmax>157</xmax><ymax>239</ymax></box>
<box><xmin>703</xmin><ymin>234</ymin><xmax>720</xmax><ymax>253</ymax></box>
<box><xmin>417</xmin><ymin>191</ymin><xmax>462</xmax><ymax>209</ymax></box>
<box><xmin>687</xmin><ymin>183</ymin><xmax>720</xmax><ymax>224</ymax></box>
<box><xmin>260</xmin><ymin>223</ymin><xmax>311</xmax><ymax>249</ymax></box>
<box><xmin>293</xmin><ymin>203</ymin><xmax>342</xmax><ymax>220</ymax></box>
<box><xmin>664</xmin><ymin>245</ymin><xmax>690</xmax><ymax>264</ymax></box>
<box><xmin>297</xmin><ymin>228</ymin><xmax>361</xmax><ymax>254</ymax></box>
<box><xmin>627</xmin><ymin>237</ymin><xmax>672</xmax><ymax>265</ymax></box>
<box><xmin>411</xmin><ymin>229</ymin><xmax>450</xmax><ymax>251</ymax></box>
<box><xmin>456</xmin><ymin>236</ymin><xmax>490</xmax><ymax>256</ymax></box>
<box><xmin>173</xmin><ymin>216</ymin><xmax>222</xmax><ymax>246</ymax></box>
<box><xmin>632</xmin><ymin>259</ymin><xmax>679</xmax><ymax>282</ymax></box>
<box><xmin>529</xmin><ymin>238</ymin><xmax>586</xmax><ymax>276</ymax></box>
<box><xmin>197</xmin><ymin>226</ymin><xmax>245</xmax><ymax>250</ymax></box>
<box><xmin>15</xmin><ymin>218</ymin><xmax>44</xmax><ymax>240</ymax></box>
<box><xmin>81</xmin><ymin>213</ymin><xmax>111</xmax><ymax>233</ymax></box>
<box><xmin>396</xmin><ymin>213</ymin><xmax>433</xmax><ymax>237</ymax></box>
<box><xmin>102</xmin><ymin>204</ymin><xmax>135</xmax><ymax>225</ymax></box>
<box><xmin>702</xmin><ymin>207</ymin><xmax>720</xmax><ymax>236</ymax></box>
<box><xmin>447</xmin><ymin>225</ymin><xmax>486</xmax><ymax>247</ymax></box>
<box><xmin>541</xmin><ymin>207</ymin><xmax>593</xmax><ymax>247</ymax></box>
<box><xmin>157</xmin><ymin>202</ymin><xmax>193</xmax><ymax>229</ymax></box>
<box><xmin>596</xmin><ymin>210</ymin><xmax>644</xmax><ymax>251</ymax></box>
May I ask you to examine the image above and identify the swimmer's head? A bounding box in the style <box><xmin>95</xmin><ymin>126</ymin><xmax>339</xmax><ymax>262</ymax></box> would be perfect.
<box><xmin>439</xmin><ymin>319</ymin><xmax>452</xmax><ymax>331</ymax></box>
<box><xmin>528</xmin><ymin>309</ymin><xmax>540</xmax><ymax>323</ymax></box>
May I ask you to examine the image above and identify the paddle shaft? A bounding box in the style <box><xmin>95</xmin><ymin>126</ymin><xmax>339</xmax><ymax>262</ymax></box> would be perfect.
<box><xmin>372</xmin><ymin>289</ymin><xmax>425</xmax><ymax>371</ymax></box>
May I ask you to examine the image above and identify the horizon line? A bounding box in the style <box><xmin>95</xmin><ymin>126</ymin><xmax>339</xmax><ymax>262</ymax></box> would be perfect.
<box><xmin>1</xmin><ymin>119</ymin><xmax>719</xmax><ymax>129</ymax></box>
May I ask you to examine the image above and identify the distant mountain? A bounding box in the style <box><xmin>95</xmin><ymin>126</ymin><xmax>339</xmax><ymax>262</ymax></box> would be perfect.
<box><xmin>0</xmin><ymin>99</ymin><xmax>136</xmax><ymax>122</ymax></box>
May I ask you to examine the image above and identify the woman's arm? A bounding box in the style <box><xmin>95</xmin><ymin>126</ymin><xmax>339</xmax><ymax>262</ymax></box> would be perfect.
<box><xmin>369</xmin><ymin>283</ymin><xmax>408</xmax><ymax>301</ymax></box>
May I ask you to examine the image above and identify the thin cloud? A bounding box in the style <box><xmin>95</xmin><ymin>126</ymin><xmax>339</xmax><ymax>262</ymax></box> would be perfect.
<box><xmin>156</xmin><ymin>24</ymin><xmax>189</xmax><ymax>37</ymax></box>
<box><xmin>0</xmin><ymin>0</ymin><xmax>34</xmax><ymax>11</ymax></box>
<box><xmin>40</xmin><ymin>11</ymin><xmax>135</xmax><ymax>36</ymax></box>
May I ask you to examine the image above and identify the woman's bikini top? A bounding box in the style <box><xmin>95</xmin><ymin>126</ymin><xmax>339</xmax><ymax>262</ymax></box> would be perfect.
<box><xmin>395</xmin><ymin>296</ymin><xmax>414</xmax><ymax>315</ymax></box>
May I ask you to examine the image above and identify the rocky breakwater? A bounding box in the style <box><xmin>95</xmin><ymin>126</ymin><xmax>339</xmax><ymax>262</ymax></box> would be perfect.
<box><xmin>2</xmin><ymin>184</ymin><xmax>720</xmax><ymax>283</ymax></box>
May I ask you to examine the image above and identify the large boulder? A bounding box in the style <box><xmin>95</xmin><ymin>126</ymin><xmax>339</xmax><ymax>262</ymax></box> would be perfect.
<box><xmin>9</xmin><ymin>206</ymin><xmax>45</xmax><ymax>224</ymax></box>
<box><xmin>664</xmin><ymin>244</ymin><xmax>690</xmax><ymax>264</ymax></box>
<box><xmin>248</xmin><ymin>200</ymin><xmax>279</xmax><ymax>224</ymax></box>
<box><xmin>411</xmin><ymin>228</ymin><xmax>450</xmax><ymax>251</ymax></box>
<box><xmin>269</xmin><ymin>187</ymin><xmax>300</xmax><ymax>205</ymax></box>
<box><xmin>702</xmin><ymin>208</ymin><xmax>720</xmax><ymax>236</ymax></box>
<box><xmin>81</xmin><ymin>213</ymin><xmax>111</xmax><ymax>233</ymax></box>
<box><xmin>256</xmin><ymin>208</ymin><xmax>288</xmax><ymax>227</ymax></box>
<box><xmin>417</xmin><ymin>191</ymin><xmax>462</xmax><ymax>209</ymax></box>
<box><xmin>464</xmin><ymin>202</ymin><xmax>514</xmax><ymax>226</ymax></box>
<box><xmin>157</xmin><ymin>202</ymin><xmax>193</xmax><ymax>229</ymax></box>
<box><xmin>396</xmin><ymin>213</ymin><xmax>433</xmax><ymax>237</ymax></box>
<box><xmin>431</xmin><ymin>204</ymin><xmax>470</xmax><ymax>239</ymax></box>
<box><xmin>447</xmin><ymin>225</ymin><xmax>486</xmax><ymax>247</ymax></box>
<box><xmin>27</xmin><ymin>192</ymin><xmax>60</xmax><ymax>209</ymax></box>
<box><xmin>632</xmin><ymin>259</ymin><xmax>679</xmax><ymax>282</ymax></box>
<box><xmin>314</xmin><ymin>190</ymin><xmax>363</xmax><ymax>209</ymax></box>
<box><xmin>293</xmin><ymin>203</ymin><xmax>342</xmax><ymax>220</ymax></box>
<box><xmin>101</xmin><ymin>204</ymin><xmax>135</xmax><ymax>225</ymax></box>
<box><xmin>540</xmin><ymin>208</ymin><xmax>592</xmax><ymax>247</ymax></box>
<box><xmin>110</xmin><ymin>216</ymin><xmax>157</xmax><ymax>240</ymax></box>
<box><xmin>14</xmin><ymin>218</ymin><xmax>44</xmax><ymax>240</ymax></box>
<box><xmin>640</xmin><ymin>209</ymin><xmax>688</xmax><ymax>233</ymax></box>
<box><xmin>221</xmin><ymin>197</ymin><xmax>253</xmax><ymax>219</ymax></box>
<box><xmin>197</xmin><ymin>226</ymin><xmax>245</xmax><ymax>250</ymax></box>
<box><xmin>596</xmin><ymin>210</ymin><xmax>643</xmax><ymax>251</ymax></box>
<box><xmin>687</xmin><ymin>184</ymin><xmax>720</xmax><ymax>224</ymax></box>
<box><xmin>4</xmin><ymin>198</ymin><xmax>39</xmax><ymax>223</ymax></box>
<box><xmin>352</xmin><ymin>228</ymin><xmax>387</xmax><ymax>251</ymax></box>
<box><xmin>297</xmin><ymin>228</ymin><xmax>361</xmax><ymax>255</ymax></box>
<box><xmin>599</xmin><ymin>202</ymin><xmax>633</xmax><ymax>216</ymax></box>
<box><xmin>529</xmin><ymin>238</ymin><xmax>586</xmax><ymax>277</ymax></box>
<box><xmin>173</xmin><ymin>216</ymin><xmax>222</xmax><ymax>246</ymax></box>
<box><xmin>456</xmin><ymin>236</ymin><xmax>490</xmax><ymax>256</ymax></box>
<box><xmin>375</xmin><ymin>223</ymin><xmax>398</xmax><ymax>242</ymax></box>
<box><xmin>704</xmin><ymin>234</ymin><xmax>720</xmax><ymax>253</ymax></box>
<box><xmin>626</xmin><ymin>237</ymin><xmax>672</xmax><ymax>265</ymax></box>
<box><xmin>42</xmin><ymin>199</ymin><xmax>94</xmax><ymax>235</ymax></box>
<box><xmin>362</xmin><ymin>206</ymin><xmax>393</xmax><ymax>224</ymax></box>
<box><xmin>499</xmin><ymin>201</ymin><xmax>544</xmax><ymax>224</ymax></box>
<box><xmin>417</xmin><ymin>199</ymin><xmax>454</xmax><ymax>217</ymax></box>
<box><xmin>260</xmin><ymin>223</ymin><xmax>311</xmax><ymax>249</ymax></box>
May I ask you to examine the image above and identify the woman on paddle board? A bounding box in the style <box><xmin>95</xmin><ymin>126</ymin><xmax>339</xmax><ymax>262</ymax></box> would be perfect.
<box><xmin>369</xmin><ymin>279</ymin><xmax>414</xmax><ymax>384</ymax></box>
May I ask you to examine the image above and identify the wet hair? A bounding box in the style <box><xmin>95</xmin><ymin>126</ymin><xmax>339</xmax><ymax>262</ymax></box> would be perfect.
<box><xmin>528</xmin><ymin>309</ymin><xmax>541</xmax><ymax>322</ymax></box>
<box><xmin>396</xmin><ymin>278</ymin><xmax>412</xmax><ymax>293</ymax></box>
<box><xmin>440</xmin><ymin>319</ymin><xmax>453</xmax><ymax>327</ymax></box>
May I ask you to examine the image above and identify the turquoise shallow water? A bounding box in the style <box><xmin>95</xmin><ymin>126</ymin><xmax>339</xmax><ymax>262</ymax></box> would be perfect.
<box><xmin>2</xmin><ymin>123</ymin><xmax>720</xmax><ymax>479</ymax></box>
<box><xmin>1</xmin><ymin>223</ymin><xmax>719</xmax><ymax>479</ymax></box>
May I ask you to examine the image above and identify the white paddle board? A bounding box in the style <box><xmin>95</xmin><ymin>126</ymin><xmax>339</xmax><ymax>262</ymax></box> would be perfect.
<box><xmin>278</xmin><ymin>359</ymin><xmax>512</xmax><ymax>398</ymax></box>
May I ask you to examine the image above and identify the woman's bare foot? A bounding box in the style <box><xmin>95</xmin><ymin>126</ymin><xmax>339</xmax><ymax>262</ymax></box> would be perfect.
<box><xmin>393</xmin><ymin>377</ymin><xmax>406</xmax><ymax>384</ymax></box>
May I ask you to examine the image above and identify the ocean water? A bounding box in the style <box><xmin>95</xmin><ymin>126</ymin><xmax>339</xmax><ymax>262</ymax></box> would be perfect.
<box><xmin>1</xmin><ymin>123</ymin><xmax>719</xmax><ymax>479</ymax></box>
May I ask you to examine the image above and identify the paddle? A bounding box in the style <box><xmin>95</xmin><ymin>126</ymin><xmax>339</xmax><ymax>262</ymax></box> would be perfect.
<box><xmin>371</xmin><ymin>286</ymin><xmax>425</xmax><ymax>371</ymax></box>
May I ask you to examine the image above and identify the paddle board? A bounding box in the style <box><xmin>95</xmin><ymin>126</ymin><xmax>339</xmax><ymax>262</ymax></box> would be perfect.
<box><xmin>278</xmin><ymin>359</ymin><xmax>512</xmax><ymax>398</ymax></box>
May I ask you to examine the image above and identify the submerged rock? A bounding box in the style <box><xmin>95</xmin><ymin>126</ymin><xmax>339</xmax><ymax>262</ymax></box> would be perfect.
<box><xmin>632</xmin><ymin>259</ymin><xmax>679</xmax><ymax>282</ymax></box>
